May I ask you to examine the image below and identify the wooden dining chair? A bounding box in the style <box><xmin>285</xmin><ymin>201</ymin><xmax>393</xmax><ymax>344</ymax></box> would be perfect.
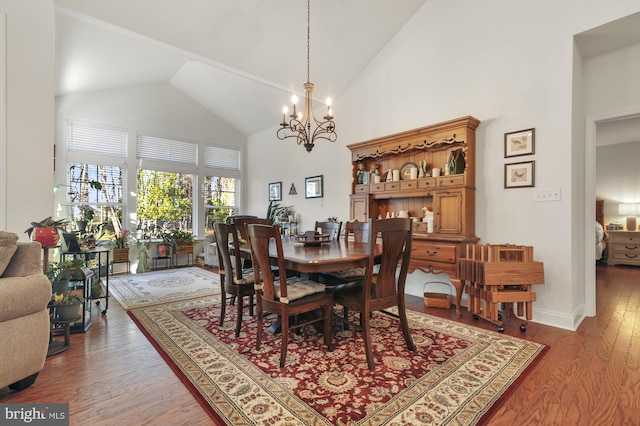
<box><xmin>333</xmin><ymin>218</ymin><xmax>415</xmax><ymax>370</ymax></box>
<box><xmin>247</xmin><ymin>223</ymin><xmax>334</xmax><ymax>368</ymax></box>
<box><xmin>321</xmin><ymin>220</ymin><xmax>371</xmax><ymax>285</ymax></box>
<box><xmin>314</xmin><ymin>221</ymin><xmax>342</xmax><ymax>240</ymax></box>
<box><xmin>213</xmin><ymin>222</ymin><xmax>255</xmax><ymax>338</ymax></box>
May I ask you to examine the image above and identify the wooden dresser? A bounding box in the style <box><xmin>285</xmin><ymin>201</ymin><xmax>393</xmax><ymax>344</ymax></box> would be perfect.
<box><xmin>607</xmin><ymin>231</ymin><xmax>640</xmax><ymax>266</ymax></box>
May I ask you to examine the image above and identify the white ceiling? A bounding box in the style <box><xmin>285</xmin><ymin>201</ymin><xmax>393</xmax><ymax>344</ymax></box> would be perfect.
<box><xmin>54</xmin><ymin>0</ymin><xmax>427</xmax><ymax>135</ymax></box>
<box><xmin>55</xmin><ymin>2</ymin><xmax>640</xmax><ymax>140</ymax></box>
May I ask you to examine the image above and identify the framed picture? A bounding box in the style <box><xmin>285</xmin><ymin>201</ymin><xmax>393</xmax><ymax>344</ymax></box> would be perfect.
<box><xmin>505</xmin><ymin>161</ymin><xmax>535</xmax><ymax>188</ymax></box>
<box><xmin>269</xmin><ymin>182</ymin><xmax>282</xmax><ymax>201</ymax></box>
<box><xmin>305</xmin><ymin>175</ymin><xmax>323</xmax><ymax>199</ymax></box>
<box><xmin>504</xmin><ymin>128</ymin><xmax>535</xmax><ymax>158</ymax></box>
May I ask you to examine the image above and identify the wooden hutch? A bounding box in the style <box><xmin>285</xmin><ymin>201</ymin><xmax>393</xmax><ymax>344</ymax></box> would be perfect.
<box><xmin>347</xmin><ymin>116</ymin><xmax>480</xmax><ymax>314</ymax></box>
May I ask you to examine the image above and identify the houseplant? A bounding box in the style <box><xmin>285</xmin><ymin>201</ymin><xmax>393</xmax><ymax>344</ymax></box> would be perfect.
<box><xmin>167</xmin><ymin>229</ymin><xmax>195</xmax><ymax>255</ymax></box>
<box><xmin>25</xmin><ymin>217</ymin><xmax>69</xmax><ymax>248</ymax></box>
<box><xmin>52</xmin><ymin>291</ymin><xmax>85</xmax><ymax>321</ymax></box>
<box><xmin>48</xmin><ymin>259</ymin><xmax>86</xmax><ymax>321</ymax></box>
<box><xmin>111</xmin><ymin>229</ymin><xmax>131</xmax><ymax>262</ymax></box>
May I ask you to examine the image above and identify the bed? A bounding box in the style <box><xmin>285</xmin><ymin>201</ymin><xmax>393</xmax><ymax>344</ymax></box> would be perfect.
<box><xmin>596</xmin><ymin>221</ymin><xmax>607</xmax><ymax>261</ymax></box>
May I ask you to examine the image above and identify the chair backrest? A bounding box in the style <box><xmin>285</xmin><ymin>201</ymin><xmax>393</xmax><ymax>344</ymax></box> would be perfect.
<box><xmin>364</xmin><ymin>218</ymin><xmax>412</xmax><ymax>302</ymax></box>
<box><xmin>247</xmin><ymin>223</ymin><xmax>287</xmax><ymax>303</ymax></box>
<box><xmin>233</xmin><ymin>217</ymin><xmax>269</xmax><ymax>242</ymax></box>
<box><xmin>315</xmin><ymin>221</ymin><xmax>342</xmax><ymax>240</ymax></box>
<box><xmin>213</xmin><ymin>222</ymin><xmax>244</xmax><ymax>284</ymax></box>
<box><xmin>226</xmin><ymin>215</ymin><xmax>258</xmax><ymax>225</ymax></box>
<box><xmin>344</xmin><ymin>221</ymin><xmax>370</xmax><ymax>243</ymax></box>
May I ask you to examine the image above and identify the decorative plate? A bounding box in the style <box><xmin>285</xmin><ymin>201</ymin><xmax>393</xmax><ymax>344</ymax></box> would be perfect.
<box><xmin>400</xmin><ymin>162</ymin><xmax>418</xmax><ymax>180</ymax></box>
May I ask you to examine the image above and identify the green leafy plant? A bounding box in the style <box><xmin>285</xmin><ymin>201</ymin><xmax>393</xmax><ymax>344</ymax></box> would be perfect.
<box><xmin>166</xmin><ymin>229</ymin><xmax>195</xmax><ymax>249</ymax></box>
<box><xmin>266</xmin><ymin>201</ymin><xmax>287</xmax><ymax>225</ymax></box>
<box><xmin>45</xmin><ymin>259</ymin><xmax>85</xmax><ymax>282</ymax></box>
<box><xmin>24</xmin><ymin>217</ymin><xmax>69</xmax><ymax>238</ymax></box>
<box><xmin>112</xmin><ymin>229</ymin><xmax>131</xmax><ymax>248</ymax></box>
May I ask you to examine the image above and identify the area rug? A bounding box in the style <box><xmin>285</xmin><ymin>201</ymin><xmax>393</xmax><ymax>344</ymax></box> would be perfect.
<box><xmin>129</xmin><ymin>296</ymin><xmax>547</xmax><ymax>425</ymax></box>
<box><xmin>110</xmin><ymin>267</ymin><xmax>220</xmax><ymax>310</ymax></box>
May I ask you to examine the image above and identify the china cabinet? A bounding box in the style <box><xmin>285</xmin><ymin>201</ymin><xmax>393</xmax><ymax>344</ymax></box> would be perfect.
<box><xmin>347</xmin><ymin>116</ymin><xmax>480</xmax><ymax>279</ymax></box>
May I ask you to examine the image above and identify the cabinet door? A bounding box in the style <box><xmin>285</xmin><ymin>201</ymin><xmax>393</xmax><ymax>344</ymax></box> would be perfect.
<box><xmin>434</xmin><ymin>191</ymin><xmax>463</xmax><ymax>234</ymax></box>
<box><xmin>350</xmin><ymin>194</ymin><xmax>370</xmax><ymax>222</ymax></box>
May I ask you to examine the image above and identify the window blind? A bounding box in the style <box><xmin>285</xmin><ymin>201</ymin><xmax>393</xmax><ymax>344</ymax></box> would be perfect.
<box><xmin>204</xmin><ymin>145</ymin><xmax>240</xmax><ymax>170</ymax></box>
<box><xmin>136</xmin><ymin>134</ymin><xmax>197</xmax><ymax>164</ymax></box>
<box><xmin>67</xmin><ymin>122</ymin><xmax>127</xmax><ymax>157</ymax></box>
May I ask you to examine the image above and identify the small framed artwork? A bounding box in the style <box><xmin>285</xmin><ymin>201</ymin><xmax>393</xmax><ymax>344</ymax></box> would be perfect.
<box><xmin>505</xmin><ymin>161</ymin><xmax>535</xmax><ymax>188</ymax></box>
<box><xmin>504</xmin><ymin>128</ymin><xmax>535</xmax><ymax>158</ymax></box>
<box><xmin>305</xmin><ymin>175</ymin><xmax>323</xmax><ymax>199</ymax></box>
<box><xmin>269</xmin><ymin>182</ymin><xmax>282</xmax><ymax>201</ymax></box>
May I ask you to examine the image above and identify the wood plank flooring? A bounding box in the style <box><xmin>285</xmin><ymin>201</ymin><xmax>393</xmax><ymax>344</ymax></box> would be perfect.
<box><xmin>1</xmin><ymin>264</ymin><xmax>639</xmax><ymax>425</ymax></box>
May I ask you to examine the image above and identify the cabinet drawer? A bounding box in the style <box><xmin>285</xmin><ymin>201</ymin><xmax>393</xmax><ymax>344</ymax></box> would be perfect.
<box><xmin>355</xmin><ymin>184</ymin><xmax>370</xmax><ymax>193</ymax></box>
<box><xmin>370</xmin><ymin>183</ymin><xmax>385</xmax><ymax>192</ymax></box>
<box><xmin>610</xmin><ymin>233</ymin><xmax>640</xmax><ymax>245</ymax></box>
<box><xmin>385</xmin><ymin>182</ymin><xmax>400</xmax><ymax>191</ymax></box>
<box><xmin>612</xmin><ymin>248</ymin><xmax>640</xmax><ymax>261</ymax></box>
<box><xmin>418</xmin><ymin>178</ymin><xmax>437</xmax><ymax>189</ymax></box>
<box><xmin>412</xmin><ymin>241</ymin><xmax>458</xmax><ymax>264</ymax></box>
<box><xmin>401</xmin><ymin>180</ymin><xmax>418</xmax><ymax>190</ymax></box>
<box><xmin>438</xmin><ymin>174</ymin><xmax>464</xmax><ymax>187</ymax></box>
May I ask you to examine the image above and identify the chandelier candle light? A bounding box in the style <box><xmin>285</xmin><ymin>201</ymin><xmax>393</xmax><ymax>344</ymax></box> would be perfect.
<box><xmin>277</xmin><ymin>0</ymin><xmax>337</xmax><ymax>152</ymax></box>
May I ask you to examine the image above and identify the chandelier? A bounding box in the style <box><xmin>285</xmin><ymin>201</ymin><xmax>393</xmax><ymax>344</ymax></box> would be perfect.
<box><xmin>277</xmin><ymin>0</ymin><xmax>337</xmax><ymax>152</ymax></box>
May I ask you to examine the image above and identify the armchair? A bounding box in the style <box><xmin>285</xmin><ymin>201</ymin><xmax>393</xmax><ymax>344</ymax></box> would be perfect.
<box><xmin>0</xmin><ymin>235</ymin><xmax>52</xmax><ymax>391</ymax></box>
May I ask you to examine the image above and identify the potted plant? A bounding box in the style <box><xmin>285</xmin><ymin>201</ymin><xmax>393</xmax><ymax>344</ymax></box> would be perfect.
<box><xmin>157</xmin><ymin>231</ymin><xmax>172</xmax><ymax>257</ymax></box>
<box><xmin>25</xmin><ymin>217</ymin><xmax>69</xmax><ymax>248</ymax></box>
<box><xmin>168</xmin><ymin>229</ymin><xmax>195</xmax><ymax>255</ymax></box>
<box><xmin>111</xmin><ymin>229</ymin><xmax>131</xmax><ymax>262</ymax></box>
<box><xmin>52</xmin><ymin>291</ymin><xmax>85</xmax><ymax>321</ymax></box>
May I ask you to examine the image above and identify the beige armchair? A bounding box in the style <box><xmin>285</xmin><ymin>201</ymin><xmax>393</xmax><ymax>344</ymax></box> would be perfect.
<box><xmin>0</xmin><ymin>236</ymin><xmax>52</xmax><ymax>391</ymax></box>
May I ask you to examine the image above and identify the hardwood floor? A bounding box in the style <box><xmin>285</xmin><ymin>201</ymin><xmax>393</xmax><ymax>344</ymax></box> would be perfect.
<box><xmin>2</xmin><ymin>264</ymin><xmax>639</xmax><ymax>425</ymax></box>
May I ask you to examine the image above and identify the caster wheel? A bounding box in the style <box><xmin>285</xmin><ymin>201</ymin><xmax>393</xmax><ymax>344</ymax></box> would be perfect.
<box><xmin>101</xmin><ymin>309</ymin><xmax>107</xmax><ymax>315</ymax></box>
<box><xmin>95</xmin><ymin>301</ymin><xmax>100</xmax><ymax>306</ymax></box>
<box><xmin>520</xmin><ymin>324</ymin><xmax>527</xmax><ymax>332</ymax></box>
<box><xmin>473</xmin><ymin>315</ymin><xmax>479</xmax><ymax>320</ymax></box>
<box><xmin>497</xmin><ymin>326</ymin><xmax>505</xmax><ymax>333</ymax></box>
<box><xmin>498</xmin><ymin>313</ymin><xmax>502</xmax><ymax>321</ymax></box>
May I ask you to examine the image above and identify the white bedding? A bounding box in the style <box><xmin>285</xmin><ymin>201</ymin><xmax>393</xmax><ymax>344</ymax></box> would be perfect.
<box><xmin>596</xmin><ymin>221</ymin><xmax>606</xmax><ymax>260</ymax></box>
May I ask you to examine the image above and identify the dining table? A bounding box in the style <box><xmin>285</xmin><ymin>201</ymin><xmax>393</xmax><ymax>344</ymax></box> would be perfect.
<box><xmin>237</xmin><ymin>237</ymin><xmax>381</xmax><ymax>333</ymax></box>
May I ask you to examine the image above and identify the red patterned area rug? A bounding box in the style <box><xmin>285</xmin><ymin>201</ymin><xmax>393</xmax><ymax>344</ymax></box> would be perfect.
<box><xmin>129</xmin><ymin>296</ymin><xmax>547</xmax><ymax>425</ymax></box>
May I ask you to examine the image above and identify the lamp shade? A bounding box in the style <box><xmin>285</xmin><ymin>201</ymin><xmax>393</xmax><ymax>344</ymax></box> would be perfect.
<box><xmin>618</xmin><ymin>203</ymin><xmax>640</xmax><ymax>215</ymax></box>
<box><xmin>619</xmin><ymin>203</ymin><xmax>640</xmax><ymax>231</ymax></box>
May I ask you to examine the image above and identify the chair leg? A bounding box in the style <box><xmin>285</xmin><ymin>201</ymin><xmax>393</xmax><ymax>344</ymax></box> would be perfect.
<box><xmin>362</xmin><ymin>311</ymin><xmax>375</xmax><ymax>370</ymax></box>
<box><xmin>256</xmin><ymin>305</ymin><xmax>264</xmax><ymax>351</ymax></box>
<box><xmin>324</xmin><ymin>304</ymin><xmax>333</xmax><ymax>351</ymax></box>
<box><xmin>235</xmin><ymin>290</ymin><xmax>243</xmax><ymax>338</ymax></box>
<box><xmin>280</xmin><ymin>314</ymin><xmax>289</xmax><ymax>368</ymax></box>
<box><xmin>219</xmin><ymin>290</ymin><xmax>227</xmax><ymax>326</ymax></box>
<box><xmin>398</xmin><ymin>300</ymin><xmax>416</xmax><ymax>351</ymax></box>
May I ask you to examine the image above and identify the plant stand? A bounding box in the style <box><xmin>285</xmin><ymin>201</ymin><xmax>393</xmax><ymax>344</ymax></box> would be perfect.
<box><xmin>47</xmin><ymin>315</ymin><xmax>81</xmax><ymax>357</ymax></box>
<box><xmin>173</xmin><ymin>244</ymin><xmax>194</xmax><ymax>267</ymax></box>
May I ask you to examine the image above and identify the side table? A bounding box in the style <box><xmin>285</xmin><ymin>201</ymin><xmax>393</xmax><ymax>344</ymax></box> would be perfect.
<box><xmin>152</xmin><ymin>255</ymin><xmax>172</xmax><ymax>270</ymax></box>
<box><xmin>47</xmin><ymin>315</ymin><xmax>81</xmax><ymax>357</ymax></box>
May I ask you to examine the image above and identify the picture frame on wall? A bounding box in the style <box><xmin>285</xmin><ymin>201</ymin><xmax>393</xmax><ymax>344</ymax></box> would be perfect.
<box><xmin>504</xmin><ymin>161</ymin><xmax>535</xmax><ymax>188</ymax></box>
<box><xmin>504</xmin><ymin>128</ymin><xmax>535</xmax><ymax>158</ymax></box>
<box><xmin>305</xmin><ymin>175</ymin><xmax>323</xmax><ymax>199</ymax></box>
<box><xmin>269</xmin><ymin>181</ymin><xmax>282</xmax><ymax>201</ymax></box>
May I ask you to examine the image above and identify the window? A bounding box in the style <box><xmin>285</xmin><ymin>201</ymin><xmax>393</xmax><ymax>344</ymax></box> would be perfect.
<box><xmin>67</xmin><ymin>162</ymin><xmax>124</xmax><ymax>236</ymax></box>
<box><xmin>64</xmin><ymin>121</ymin><xmax>242</xmax><ymax>240</ymax></box>
<box><xmin>66</xmin><ymin>122</ymin><xmax>126</xmax><ymax>238</ymax></box>
<box><xmin>204</xmin><ymin>176</ymin><xmax>237</xmax><ymax>233</ymax></box>
<box><xmin>136</xmin><ymin>170</ymin><xmax>194</xmax><ymax>237</ymax></box>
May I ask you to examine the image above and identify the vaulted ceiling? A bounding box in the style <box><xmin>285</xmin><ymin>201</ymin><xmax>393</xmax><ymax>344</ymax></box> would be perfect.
<box><xmin>54</xmin><ymin>0</ymin><xmax>427</xmax><ymax>136</ymax></box>
<box><xmin>55</xmin><ymin>2</ymin><xmax>640</xmax><ymax>142</ymax></box>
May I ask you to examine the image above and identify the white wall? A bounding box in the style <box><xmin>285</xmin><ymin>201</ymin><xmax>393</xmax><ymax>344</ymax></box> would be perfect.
<box><xmin>247</xmin><ymin>0</ymin><xmax>640</xmax><ymax>330</ymax></box>
<box><xmin>0</xmin><ymin>0</ymin><xmax>55</xmax><ymax>237</ymax></box>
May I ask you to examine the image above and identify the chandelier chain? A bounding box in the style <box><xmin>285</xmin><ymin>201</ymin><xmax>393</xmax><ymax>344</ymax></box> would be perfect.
<box><xmin>307</xmin><ymin>0</ymin><xmax>311</xmax><ymax>83</ymax></box>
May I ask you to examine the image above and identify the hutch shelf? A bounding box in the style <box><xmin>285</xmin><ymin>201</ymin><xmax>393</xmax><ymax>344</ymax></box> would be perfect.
<box><xmin>347</xmin><ymin>116</ymin><xmax>480</xmax><ymax>316</ymax></box>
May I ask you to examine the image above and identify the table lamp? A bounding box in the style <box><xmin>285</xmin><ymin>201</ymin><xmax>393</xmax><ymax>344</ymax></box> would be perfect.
<box><xmin>618</xmin><ymin>203</ymin><xmax>639</xmax><ymax>231</ymax></box>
